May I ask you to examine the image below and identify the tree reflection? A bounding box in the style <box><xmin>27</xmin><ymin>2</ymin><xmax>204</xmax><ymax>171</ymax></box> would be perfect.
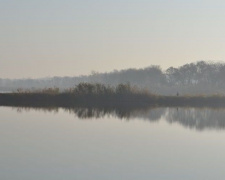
<box><xmin>11</xmin><ymin>106</ymin><xmax>225</xmax><ymax>131</ymax></box>
<box><xmin>166</xmin><ymin>108</ymin><xmax>225</xmax><ymax>130</ymax></box>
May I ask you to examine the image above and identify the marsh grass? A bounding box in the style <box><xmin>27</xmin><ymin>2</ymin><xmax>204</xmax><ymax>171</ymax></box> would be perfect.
<box><xmin>1</xmin><ymin>83</ymin><xmax>225</xmax><ymax>108</ymax></box>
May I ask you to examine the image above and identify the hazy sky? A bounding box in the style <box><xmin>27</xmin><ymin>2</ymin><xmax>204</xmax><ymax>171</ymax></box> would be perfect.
<box><xmin>1</xmin><ymin>0</ymin><xmax>225</xmax><ymax>78</ymax></box>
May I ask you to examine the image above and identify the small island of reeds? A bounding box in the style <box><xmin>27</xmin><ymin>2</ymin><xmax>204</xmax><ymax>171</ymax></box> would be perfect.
<box><xmin>1</xmin><ymin>83</ymin><xmax>225</xmax><ymax>108</ymax></box>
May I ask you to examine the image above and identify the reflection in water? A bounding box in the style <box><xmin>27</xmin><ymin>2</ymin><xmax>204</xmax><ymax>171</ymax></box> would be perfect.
<box><xmin>12</xmin><ymin>106</ymin><xmax>225</xmax><ymax>130</ymax></box>
<box><xmin>166</xmin><ymin>108</ymin><xmax>225</xmax><ymax>130</ymax></box>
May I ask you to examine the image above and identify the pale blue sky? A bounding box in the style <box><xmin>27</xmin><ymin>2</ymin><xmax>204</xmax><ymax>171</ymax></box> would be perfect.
<box><xmin>1</xmin><ymin>0</ymin><xmax>225</xmax><ymax>78</ymax></box>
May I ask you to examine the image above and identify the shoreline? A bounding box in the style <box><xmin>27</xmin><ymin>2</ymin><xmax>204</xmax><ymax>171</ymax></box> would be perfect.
<box><xmin>1</xmin><ymin>92</ymin><xmax>225</xmax><ymax>108</ymax></box>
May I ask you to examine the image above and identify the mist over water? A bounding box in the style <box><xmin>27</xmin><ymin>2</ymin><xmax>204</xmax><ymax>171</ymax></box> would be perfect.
<box><xmin>3</xmin><ymin>0</ymin><xmax>225</xmax><ymax>179</ymax></box>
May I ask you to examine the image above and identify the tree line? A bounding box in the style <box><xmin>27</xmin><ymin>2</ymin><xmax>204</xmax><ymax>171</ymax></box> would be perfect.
<box><xmin>2</xmin><ymin>61</ymin><xmax>225</xmax><ymax>95</ymax></box>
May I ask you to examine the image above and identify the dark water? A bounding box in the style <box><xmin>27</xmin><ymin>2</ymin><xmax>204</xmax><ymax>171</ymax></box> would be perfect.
<box><xmin>1</xmin><ymin>106</ymin><xmax>225</xmax><ymax>180</ymax></box>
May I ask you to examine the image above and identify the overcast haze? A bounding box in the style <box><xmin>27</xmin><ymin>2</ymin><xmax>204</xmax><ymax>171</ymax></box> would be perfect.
<box><xmin>1</xmin><ymin>0</ymin><xmax>225</xmax><ymax>78</ymax></box>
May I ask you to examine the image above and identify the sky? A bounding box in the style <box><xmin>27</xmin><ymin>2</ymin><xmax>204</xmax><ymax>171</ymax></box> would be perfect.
<box><xmin>1</xmin><ymin>0</ymin><xmax>225</xmax><ymax>78</ymax></box>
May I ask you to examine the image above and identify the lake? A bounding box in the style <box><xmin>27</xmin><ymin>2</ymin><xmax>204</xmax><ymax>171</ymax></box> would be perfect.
<box><xmin>1</xmin><ymin>106</ymin><xmax>225</xmax><ymax>180</ymax></box>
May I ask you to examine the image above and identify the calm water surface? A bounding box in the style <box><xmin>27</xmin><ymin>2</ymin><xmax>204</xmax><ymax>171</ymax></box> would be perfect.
<box><xmin>1</xmin><ymin>107</ymin><xmax>225</xmax><ymax>180</ymax></box>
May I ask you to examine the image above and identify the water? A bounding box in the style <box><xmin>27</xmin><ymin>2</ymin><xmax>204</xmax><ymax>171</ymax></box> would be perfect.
<box><xmin>1</xmin><ymin>106</ymin><xmax>225</xmax><ymax>180</ymax></box>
